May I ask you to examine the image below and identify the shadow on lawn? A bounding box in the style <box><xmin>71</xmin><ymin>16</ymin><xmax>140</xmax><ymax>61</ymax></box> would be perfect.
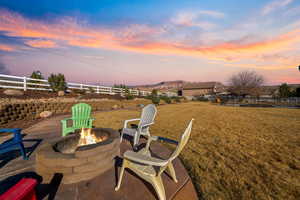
<box><xmin>0</xmin><ymin>171</ymin><xmax>63</xmax><ymax>200</ymax></box>
<box><xmin>0</xmin><ymin>133</ymin><xmax>42</xmax><ymax>168</ymax></box>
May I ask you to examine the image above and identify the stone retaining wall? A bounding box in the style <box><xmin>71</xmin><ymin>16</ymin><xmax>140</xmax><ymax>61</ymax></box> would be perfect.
<box><xmin>0</xmin><ymin>99</ymin><xmax>151</xmax><ymax>125</ymax></box>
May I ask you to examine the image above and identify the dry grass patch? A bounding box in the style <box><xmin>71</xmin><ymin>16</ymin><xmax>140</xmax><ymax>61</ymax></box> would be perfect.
<box><xmin>93</xmin><ymin>102</ymin><xmax>300</xmax><ymax>200</ymax></box>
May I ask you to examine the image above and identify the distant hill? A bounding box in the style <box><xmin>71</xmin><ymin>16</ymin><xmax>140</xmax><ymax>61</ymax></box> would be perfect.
<box><xmin>131</xmin><ymin>80</ymin><xmax>186</xmax><ymax>91</ymax></box>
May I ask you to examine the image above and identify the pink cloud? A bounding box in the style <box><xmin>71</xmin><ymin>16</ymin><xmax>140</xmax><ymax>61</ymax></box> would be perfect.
<box><xmin>25</xmin><ymin>40</ymin><xmax>57</xmax><ymax>48</ymax></box>
<box><xmin>0</xmin><ymin>43</ymin><xmax>15</xmax><ymax>51</ymax></box>
<box><xmin>0</xmin><ymin>8</ymin><xmax>300</xmax><ymax>72</ymax></box>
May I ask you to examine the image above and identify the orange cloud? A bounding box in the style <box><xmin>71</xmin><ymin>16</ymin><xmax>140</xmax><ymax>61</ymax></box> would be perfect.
<box><xmin>0</xmin><ymin>8</ymin><xmax>300</xmax><ymax>68</ymax></box>
<box><xmin>0</xmin><ymin>43</ymin><xmax>15</xmax><ymax>51</ymax></box>
<box><xmin>25</xmin><ymin>40</ymin><xmax>57</xmax><ymax>48</ymax></box>
<box><xmin>122</xmin><ymin>28</ymin><xmax>300</xmax><ymax>57</ymax></box>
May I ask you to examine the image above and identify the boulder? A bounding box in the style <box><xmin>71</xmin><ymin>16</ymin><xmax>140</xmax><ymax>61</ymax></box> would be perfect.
<box><xmin>112</xmin><ymin>104</ymin><xmax>119</xmax><ymax>110</ymax></box>
<box><xmin>40</xmin><ymin>111</ymin><xmax>52</xmax><ymax>118</ymax></box>
<box><xmin>3</xmin><ymin>89</ymin><xmax>24</xmax><ymax>96</ymax></box>
<box><xmin>58</xmin><ymin>91</ymin><xmax>65</xmax><ymax>96</ymax></box>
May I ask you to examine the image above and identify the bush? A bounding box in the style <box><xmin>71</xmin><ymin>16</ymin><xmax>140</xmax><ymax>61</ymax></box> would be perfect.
<box><xmin>195</xmin><ymin>96</ymin><xmax>209</xmax><ymax>102</ymax></box>
<box><xmin>30</xmin><ymin>70</ymin><xmax>44</xmax><ymax>79</ymax></box>
<box><xmin>88</xmin><ymin>87</ymin><xmax>95</xmax><ymax>93</ymax></box>
<box><xmin>125</xmin><ymin>94</ymin><xmax>134</xmax><ymax>100</ymax></box>
<box><xmin>151</xmin><ymin>96</ymin><xmax>160</xmax><ymax>105</ymax></box>
<box><xmin>171</xmin><ymin>96</ymin><xmax>181</xmax><ymax>103</ymax></box>
<box><xmin>29</xmin><ymin>70</ymin><xmax>44</xmax><ymax>88</ymax></box>
<box><xmin>151</xmin><ymin>89</ymin><xmax>158</xmax><ymax>96</ymax></box>
<box><xmin>161</xmin><ymin>96</ymin><xmax>172</xmax><ymax>104</ymax></box>
<box><xmin>72</xmin><ymin>88</ymin><xmax>86</xmax><ymax>95</ymax></box>
<box><xmin>48</xmin><ymin>73</ymin><xmax>67</xmax><ymax>92</ymax></box>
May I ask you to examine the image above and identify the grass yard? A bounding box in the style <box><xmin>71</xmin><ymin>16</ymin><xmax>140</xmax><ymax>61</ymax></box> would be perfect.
<box><xmin>93</xmin><ymin>102</ymin><xmax>300</xmax><ymax>200</ymax></box>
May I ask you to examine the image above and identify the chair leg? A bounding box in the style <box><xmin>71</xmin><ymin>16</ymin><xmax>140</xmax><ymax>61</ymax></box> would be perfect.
<box><xmin>166</xmin><ymin>163</ymin><xmax>178</xmax><ymax>183</ymax></box>
<box><xmin>115</xmin><ymin>159</ymin><xmax>127</xmax><ymax>191</ymax></box>
<box><xmin>150</xmin><ymin>176</ymin><xmax>166</xmax><ymax>200</ymax></box>
<box><xmin>18</xmin><ymin>142</ymin><xmax>28</xmax><ymax>160</ymax></box>
<box><xmin>120</xmin><ymin>130</ymin><xmax>124</xmax><ymax>143</ymax></box>
<box><xmin>133</xmin><ymin>132</ymin><xmax>140</xmax><ymax>147</ymax></box>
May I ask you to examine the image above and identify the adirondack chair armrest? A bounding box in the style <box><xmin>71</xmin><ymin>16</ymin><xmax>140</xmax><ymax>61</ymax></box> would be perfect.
<box><xmin>124</xmin><ymin>150</ymin><xmax>167</xmax><ymax>167</ymax></box>
<box><xmin>61</xmin><ymin>118</ymin><xmax>72</xmax><ymax>127</ymax></box>
<box><xmin>124</xmin><ymin>118</ymin><xmax>141</xmax><ymax>128</ymax></box>
<box><xmin>145</xmin><ymin>135</ymin><xmax>159</xmax><ymax>150</ymax></box>
<box><xmin>139</xmin><ymin>122</ymin><xmax>154</xmax><ymax>131</ymax></box>
<box><xmin>0</xmin><ymin>128</ymin><xmax>22</xmax><ymax>142</ymax></box>
<box><xmin>0</xmin><ymin>128</ymin><xmax>21</xmax><ymax>133</ymax></box>
<box><xmin>61</xmin><ymin>118</ymin><xmax>72</xmax><ymax>122</ymax></box>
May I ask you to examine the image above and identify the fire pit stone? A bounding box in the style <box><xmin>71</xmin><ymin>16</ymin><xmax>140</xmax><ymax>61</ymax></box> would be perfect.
<box><xmin>35</xmin><ymin>128</ymin><xmax>120</xmax><ymax>184</ymax></box>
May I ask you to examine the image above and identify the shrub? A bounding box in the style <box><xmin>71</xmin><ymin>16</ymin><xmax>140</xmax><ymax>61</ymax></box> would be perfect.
<box><xmin>195</xmin><ymin>96</ymin><xmax>209</xmax><ymax>102</ymax></box>
<box><xmin>88</xmin><ymin>87</ymin><xmax>95</xmax><ymax>93</ymax></box>
<box><xmin>161</xmin><ymin>96</ymin><xmax>172</xmax><ymax>104</ymax></box>
<box><xmin>48</xmin><ymin>73</ymin><xmax>67</xmax><ymax>92</ymax></box>
<box><xmin>171</xmin><ymin>96</ymin><xmax>181</xmax><ymax>103</ymax></box>
<box><xmin>125</xmin><ymin>94</ymin><xmax>134</xmax><ymax>100</ymax></box>
<box><xmin>29</xmin><ymin>70</ymin><xmax>44</xmax><ymax>88</ymax></box>
<box><xmin>151</xmin><ymin>89</ymin><xmax>158</xmax><ymax>96</ymax></box>
<box><xmin>151</xmin><ymin>96</ymin><xmax>160</xmax><ymax>105</ymax></box>
<box><xmin>30</xmin><ymin>70</ymin><xmax>44</xmax><ymax>79</ymax></box>
<box><xmin>72</xmin><ymin>88</ymin><xmax>86</xmax><ymax>95</ymax></box>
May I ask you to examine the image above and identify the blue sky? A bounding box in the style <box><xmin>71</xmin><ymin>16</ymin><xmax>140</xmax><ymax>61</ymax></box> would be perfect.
<box><xmin>0</xmin><ymin>0</ymin><xmax>299</xmax><ymax>85</ymax></box>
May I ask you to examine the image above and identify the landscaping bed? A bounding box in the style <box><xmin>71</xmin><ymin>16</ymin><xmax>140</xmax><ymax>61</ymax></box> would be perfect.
<box><xmin>0</xmin><ymin>98</ymin><xmax>151</xmax><ymax>130</ymax></box>
<box><xmin>0</xmin><ymin>89</ymin><xmax>125</xmax><ymax>100</ymax></box>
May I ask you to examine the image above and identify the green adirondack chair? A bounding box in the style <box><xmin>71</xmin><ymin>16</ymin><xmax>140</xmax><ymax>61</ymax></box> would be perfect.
<box><xmin>61</xmin><ymin>103</ymin><xmax>94</xmax><ymax>136</ymax></box>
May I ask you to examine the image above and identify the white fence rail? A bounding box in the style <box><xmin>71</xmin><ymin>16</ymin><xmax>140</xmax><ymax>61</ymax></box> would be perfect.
<box><xmin>0</xmin><ymin>74</ymin><xmax>151</xmax><ymax>96</ymax></box>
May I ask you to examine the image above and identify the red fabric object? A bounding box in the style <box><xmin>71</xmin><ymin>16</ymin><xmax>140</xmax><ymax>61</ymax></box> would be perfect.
<box><xmin>0</xmin><ymin>178</ymin><xmax>38</xmax><ymax>200</ymax></box>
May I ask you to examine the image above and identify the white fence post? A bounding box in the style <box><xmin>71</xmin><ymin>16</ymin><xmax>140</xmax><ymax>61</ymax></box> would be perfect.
<box><xmin>23</xmin><ymin>76</ymin><xmax>27</xmax><ymax>91</ymax></box>
<box><xmin>80</xmin><ymin>84</ymin><xmax>83</xmax><ymax>90</ymax></box>
<box><xmin>96</xmin><ymin>86</ymin><xmax>99</xmax><ymax>94</ymax></box>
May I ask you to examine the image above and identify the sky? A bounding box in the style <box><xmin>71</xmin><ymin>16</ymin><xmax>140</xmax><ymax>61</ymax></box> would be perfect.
<box><xmin>0</xmin><ymin>0</ymin><xmax>300</xmax><ymax>85</ymax></box>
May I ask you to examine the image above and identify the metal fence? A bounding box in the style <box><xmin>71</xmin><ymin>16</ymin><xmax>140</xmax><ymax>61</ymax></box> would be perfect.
<box><xmin>215</xmin><ymin>96</ymin><xmax>300</xmax><ymax>105</ymax></box>
<box><xmin>0</xmin><ymin>74</ymin><xmax>151</xmax><ymax>96</ymax></box>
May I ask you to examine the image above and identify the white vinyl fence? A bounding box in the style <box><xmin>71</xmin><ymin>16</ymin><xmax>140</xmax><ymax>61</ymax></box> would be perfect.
<box><xmin>0</xmin><ymin>74</ymin><xmax>151</xmax><ymax>96</ymax></box>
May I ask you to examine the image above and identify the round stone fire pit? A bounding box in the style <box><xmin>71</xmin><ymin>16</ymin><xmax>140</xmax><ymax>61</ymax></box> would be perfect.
<box><xmin>35</xmin><ymin>128</ymin><xmax>120</xmax><ymax>184</ymax></box>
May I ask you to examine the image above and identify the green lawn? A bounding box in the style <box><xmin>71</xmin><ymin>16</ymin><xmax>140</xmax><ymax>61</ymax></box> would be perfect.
<box><xmin>93</xmin><ymin>102</ymin><xmax>300</xmax><ymax>200</ymax></box>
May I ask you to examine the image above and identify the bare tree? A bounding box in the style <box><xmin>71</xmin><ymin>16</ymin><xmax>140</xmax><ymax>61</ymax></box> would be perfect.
<box><xmin>228</xmin><ymin>70</ymin><xmax>264</xmax><ymax>96</ymax></box>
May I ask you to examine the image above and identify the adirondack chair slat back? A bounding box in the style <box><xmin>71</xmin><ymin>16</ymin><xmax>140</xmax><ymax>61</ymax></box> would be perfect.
<box><xmin>157</xmin><ymin>119</ymin><xmax>193</xmax><ymax>176</ymax></box>
<box><xmin>72</xmin><ymin>103</ymin><xmax>92</xmax><ymax>128</ymax></box>
<box><xmin>169</xmin><ymin>119</ymin><xmax>193</xmax><ymax>162</ymax></box>
<box><xmin>138</xmin><ymin>104</ymin><xmax>157</xmax><ymax>129</ymax></box>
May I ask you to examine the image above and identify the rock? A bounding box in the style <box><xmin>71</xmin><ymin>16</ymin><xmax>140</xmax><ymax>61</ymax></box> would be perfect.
<box><xmin>3</xmin><ymin>89</ymin><xmax>24</xmax><ymax>96</ymax></box>
<box><xmin>40</xmin><ymin>111</ymin><xmax>52</xmax><ymax>118</ymax></box>
<box><xmin>58</xmin><ymin>91</ymin><xmax>65</xmax><ymax>96</ymax></box>
<box><xmin>112</xmin><ymin>104</ymin><xmax>119</xmax><ymax>110</ymax></box>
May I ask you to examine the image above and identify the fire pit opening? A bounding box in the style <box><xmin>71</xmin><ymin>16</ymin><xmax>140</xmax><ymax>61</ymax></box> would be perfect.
<box><xmin>53</xmin><ymin>128</ymin><xmax>111</xmax><ymax>154</ymax></box>
<box><xmin>36</xmin><ymin>128</ymin><xmax>120</xmax><ymax>184</ymax></box>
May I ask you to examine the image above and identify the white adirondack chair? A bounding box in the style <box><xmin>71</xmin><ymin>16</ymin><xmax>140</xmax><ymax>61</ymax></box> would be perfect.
<box><xmin>115</xmin><ymin>119</ymin><xmax>194</xmax><ymax>200</ymax></box>
<box><xmin>120</xmin><ymin>104</ymin><xmax>157</xmax><ymax>147</ymax></box>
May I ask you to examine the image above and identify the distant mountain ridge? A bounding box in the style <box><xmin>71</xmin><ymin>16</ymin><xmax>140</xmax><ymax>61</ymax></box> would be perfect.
<box><xmin>131</xmin><ymin>80</ymin><xmax>186</xmax><ymax>90</ymax></box>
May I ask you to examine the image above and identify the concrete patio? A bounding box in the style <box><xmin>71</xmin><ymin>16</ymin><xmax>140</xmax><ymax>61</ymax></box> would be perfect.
<box><xmin>0</xmin><ymin>114</ymin><xmax>198</xmax><ymax>200</ymax></box>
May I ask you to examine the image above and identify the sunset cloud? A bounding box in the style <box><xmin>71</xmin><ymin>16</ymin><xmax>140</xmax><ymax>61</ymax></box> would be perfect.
<box><xmin>1</xmin><ymin>8</ymin><xmax>299</xmax><ymax>63</ymax></box>
<box><xmin>0</xmin><ymin>6</ymin><xmax>300</xmax><ymax>83</ymax></box>
<box><xmin>262</xmin><ymin>0</ymin><xmax>293</xmax><ymax>15</ymax></box>
<box><xmin>0</xmin><ymin>43</ymin><xmax>15</xmax><ymax>51</ymax></box>
<box><xmin>170</xmin><ymin>11</ymin><xmax>220</xmax><ymax>29</ymax></box>
<box><xmin>25</xmin><ymin>40</ymin><xmax>57</xmax><ymax>48</ymax></box>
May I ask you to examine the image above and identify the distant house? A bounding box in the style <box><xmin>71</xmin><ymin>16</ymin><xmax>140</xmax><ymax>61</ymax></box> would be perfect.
<box><xmin>178</xmin><ymin>82</ymin><xmax>225</xmax><ymax>98</ymax></box>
